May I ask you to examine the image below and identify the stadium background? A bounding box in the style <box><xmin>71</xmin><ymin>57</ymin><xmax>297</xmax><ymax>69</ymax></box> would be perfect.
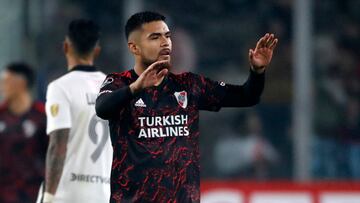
<box><xmin>0</xmin><ymin>0</ymin><xmax>359</xmax><ymax>202</ymax></box>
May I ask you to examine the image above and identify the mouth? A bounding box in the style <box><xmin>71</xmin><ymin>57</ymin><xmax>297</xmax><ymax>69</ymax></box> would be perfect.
<box><xmin>159</xmin><ymin>49</ymin><xmax>171</xmax><ymax>56</ymax></box>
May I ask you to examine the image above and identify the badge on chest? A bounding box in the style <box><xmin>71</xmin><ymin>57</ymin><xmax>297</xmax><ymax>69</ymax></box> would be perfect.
<box><xmin>174</xmin><ymin>91</ymin><xmax>187</xmax><ymax>109</ymax></box>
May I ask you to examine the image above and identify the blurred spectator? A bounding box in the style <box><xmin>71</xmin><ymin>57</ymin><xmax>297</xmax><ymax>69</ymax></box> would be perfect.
<box><xmin>214</xmin><ymin>112</ymin><xmax>279</xmax><ymax>180</ymax></box>
<box><xmin>312</xmin><ymin>64</ymin><xmax>346</xmax><ymax>179</ymax></box>
<box><xmin>312</xmin><ymin>0</ymin><xmax>360</xmax><ymax>179</ymax></box>
<box><xmin>341</xmin><ymin>98</ymin><xmax>360</xmax><ymax>178</ymax></box>
<box><xmin>0</xmin><ymin>62</ymin><xmax>47</xmax><ymax>203</ymax></box>
<box><xmin>341</xmin><ymin>73</ymin><xmax>360</xmax><ymax>179</ymax></box>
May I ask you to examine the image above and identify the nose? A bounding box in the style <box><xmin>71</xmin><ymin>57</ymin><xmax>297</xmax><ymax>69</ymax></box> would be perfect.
<box><xmin>160</xmin><ymin>35</ymin><xmax>170</xmax><ymax>47</ymax></box>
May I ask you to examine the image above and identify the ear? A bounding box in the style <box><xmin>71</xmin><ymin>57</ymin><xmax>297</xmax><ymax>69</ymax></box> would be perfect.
<box><xmin>128</xmin><ymin>42</ymin><xmax>140</xmax><ymax>55</ymax></box>
<box><xmin>63</xmin><ymin>40</ymin><xmax>69</xmax><ymax>55</ymax></box>
<box><xmin>94</xmin><ymin>45</ymin><xmax>101</xmax><ymax>58</ymax></box>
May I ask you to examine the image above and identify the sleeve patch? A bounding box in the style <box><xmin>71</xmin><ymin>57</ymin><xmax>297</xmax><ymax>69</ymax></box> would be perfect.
<box><xmin>100</xmin><ymin>77</ymin><xmax>114</xmax><ymax>88</ymax></box>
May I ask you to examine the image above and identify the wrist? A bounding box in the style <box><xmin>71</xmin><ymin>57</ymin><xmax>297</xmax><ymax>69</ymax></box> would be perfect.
<box><xmin>251</xmin><ymin>65</ymin><xmax>266</xmax><ymax>74</ymax></box>
<box><xmin>129</xmin><ymin>82</ymin><xmax>141</xmax><ymax>94</ymax></box>
<box><xmin>43</xmin><ymin>192</ymin><xmax>54</xmax><ymax>203</ymax></box>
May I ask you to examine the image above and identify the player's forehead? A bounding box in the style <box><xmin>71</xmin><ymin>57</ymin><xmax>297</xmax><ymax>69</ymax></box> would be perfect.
<box><xmin>0</xmin><ymin>70</ymin><xmax>23</xmax><ymax>82</ymax></box>
<box><xmin>0</xmin><ymin>70</ymin><xmax>13</xmax><ymax>80</ymax></box>
<box><xmin>140</xmin><ymin>21</ymin><xmax>170</xmax><ymax>36</ymax></box>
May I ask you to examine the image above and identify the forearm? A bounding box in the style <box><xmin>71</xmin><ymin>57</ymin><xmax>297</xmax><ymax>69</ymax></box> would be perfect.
<box><xmin>45</xmin><ymin>129</ymin><xmax>69</xmax><ymax>194</ymax></box>
<box><xmin>95</xmin><ymin>86</ymin><xmax>134</xmax><ymax>119</ymax></box>
<box><xmin>221</xmin><ymin>70</ymin><xmax>265</xmax><ymax>107</ymax></box>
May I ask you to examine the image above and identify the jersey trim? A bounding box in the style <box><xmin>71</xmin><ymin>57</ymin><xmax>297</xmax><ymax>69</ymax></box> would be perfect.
<box><xmin>69</xmin><ymin>65</ymin><xmax>98</xmax><ymax>72</ymax></box>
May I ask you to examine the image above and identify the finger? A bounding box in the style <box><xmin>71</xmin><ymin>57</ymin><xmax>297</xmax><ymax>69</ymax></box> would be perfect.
<box><xmin>257</xmin><ymin>34</ymin><xmax>269</xmax><ymax>49</ymax></box>
<box><xmin>265</xmin><ymin>34</ymin><xmax>274</xmax><ymax>47</ymax></box>
<box><xmin>144</xmin><ymin>60</ymin><xmax>168</xmax><ymax>75</ymax></box>
<box><xmin>157</xmin><ymin>68</ymin><xmax>168</xmax><ymax>78</ymax></box>
<box><xmin>150</xmin><ymin>60</ymin><xmax>169</xmax><ymax>70</ymax></box>
<box><xmin>154</xmin><ymin>60</ymin><xmax>170</xmax><ymax>72</ymax></box>
<box><xmin>264</xmin><ymin>33</ymin><xmax>270</xmax><ymax>39</ymax></box>
<box><xmin>256</xmin><ymin>35</ymin><xmax>266</xmax><ymax>49</ymax></box>
<box><xmin>263</xmin><ymin>33</ymin><xmax>270</xmax><ymax>44</ymax></box>
<box><xmin>249</xmin><ymin>49</ymin><xmax>254</xmax><ymax>60</ymax></box>
<box><xmin>269</xmin><ymin>38</ymin><xmax>278</xmax><ymax>50</ymax></box>
<box><xmin>143</xmin><ymin>64</ymin><xmax>157</xmax><ymax>75</ymax></box>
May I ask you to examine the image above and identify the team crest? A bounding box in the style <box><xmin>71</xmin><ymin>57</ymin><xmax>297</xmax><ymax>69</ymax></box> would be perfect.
<box><xmin>23</xmin><ymin>120</ymin><xmax>36</xmax><ymax>138</ymax></box>
<box><xmin>50</xmin><ymin>104</ymin><xmax>59</xmax><ymax>117</ymax></box>
<box><xmin>0</xmin><ymin>122</ymin><xmax>6</xmax><ymax>133</ymax></box>
<box><xmin>174</xmin><ymin>91</ymin><xmax>188</xmax><ymax>109</ymax></box>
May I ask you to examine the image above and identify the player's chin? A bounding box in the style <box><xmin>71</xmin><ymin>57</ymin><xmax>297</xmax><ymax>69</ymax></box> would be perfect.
<box><xmin>158</xmin><ymin>54</ymin><xmax>171</xmax><ymax>62</ymax></box>
<box><xmin>157</xmin><ymin>56</ymin><xmax>171</xmax><ymax>68</ymax></box>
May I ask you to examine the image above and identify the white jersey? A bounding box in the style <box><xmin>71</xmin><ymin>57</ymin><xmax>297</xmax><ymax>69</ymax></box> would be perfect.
<box><xmin>45</xmin><ymin>66</ymin><xmax>112</xmax><ymax>203</ymax></box>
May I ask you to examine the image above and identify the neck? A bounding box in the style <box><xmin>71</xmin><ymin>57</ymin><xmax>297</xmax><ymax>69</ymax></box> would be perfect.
<box><xmin>133</xmin><ymin>61</ymin><xmax>165</xmax><ymax>86</ymax></box>
<box><xmin>133</xmin><ymin>60</ymin><xmax>147</xmax><ymax>76</ymax></box>
<box><xmin>67</xmin><ymin>57</ymin><xmax>94</xmax><ymax>71</ymax></box>
<box><xmin>8</xmin><ymin>91</ymin><xmax>32</xmax><ymax>115</ymax></box>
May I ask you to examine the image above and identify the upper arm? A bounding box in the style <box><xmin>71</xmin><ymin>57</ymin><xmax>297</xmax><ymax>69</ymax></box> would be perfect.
<box><xmin>96</xmin><ymin>74</ymin><xmax>129</xmax><ymax>119</ymax></box>
<box><xmin>45</xmin><ymin>82</ymin><xmax>72</xmax><ymax>134</ymax></box>
<box><xmin>98</xmin><ymin>74</ymin><xmax>122</xmax><ymax>97</ymax></box>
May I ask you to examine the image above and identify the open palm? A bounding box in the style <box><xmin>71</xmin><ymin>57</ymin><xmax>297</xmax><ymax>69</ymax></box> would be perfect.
<box><xmin>249</xmin><ymin>33</ymin><xmax>278</xmax><ymax>73</ymax></box>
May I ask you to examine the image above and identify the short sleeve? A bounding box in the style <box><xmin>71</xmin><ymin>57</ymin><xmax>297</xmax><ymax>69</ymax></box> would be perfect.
<box><xmin>189</xmin><ymin>73</ymin><xmax>227</xmax><ymax>111</ymax></box>
<box><xmin>45</xmin><ymin>82</ymin><xmax>72</xmax><ymax>134</ymax></box>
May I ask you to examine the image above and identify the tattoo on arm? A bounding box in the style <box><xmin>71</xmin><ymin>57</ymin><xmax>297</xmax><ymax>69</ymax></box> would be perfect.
<box><xmin>45</xmin><ymin>129</ymin><xmax>69</xmax><ymax>194</ymax></box>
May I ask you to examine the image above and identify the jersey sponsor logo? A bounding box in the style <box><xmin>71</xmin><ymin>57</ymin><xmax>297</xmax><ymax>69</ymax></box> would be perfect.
<box><xmin>50</xmin><ymin>104</ymin><xmax>59</xmax><ymax>117</ymax></box>
<box><xmin>135</xmin><ymin>98</ymin><xmax>147</xmax><ymax>107</ymax></box>
<box><xmin>138</xmin><ymin>115</ymin><xmax>189</xmax><ymax>138</ymax></box>
<box><xmin>174</xmin><ymin>91</ymin><xmax>188</xmax><ymax>108</ymax></box>
<box><xmin>70</xmin><ymin>173</ymin><xmax>110</xmax><ymax>184</ymax></box>
<box><xmin>100</xmin><ymin>77</ymin><xmax>114</xmax><ymax>88</ymax></box>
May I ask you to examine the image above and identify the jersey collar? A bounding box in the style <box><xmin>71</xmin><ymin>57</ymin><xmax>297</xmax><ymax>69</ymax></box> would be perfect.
<box><xmin>130</xmin><ymin>69</ymin><xmax>139</xmax><ymax>79</ymax></box>
<box><xmin>69</xmin><ymin>65</ymin><xmax>98</xmax><ymax>72</ymax></box>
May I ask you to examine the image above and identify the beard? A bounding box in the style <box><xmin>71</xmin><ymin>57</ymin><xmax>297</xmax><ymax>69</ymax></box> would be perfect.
<box><xmin>142</xmin><ymin>56</ymin><xmax>171</xmax><ymax>70</ymax></box>
<box><xmin>141</xmin><ymin>57</ymin><xmax>155</xmax><ymax>68</ymax></box>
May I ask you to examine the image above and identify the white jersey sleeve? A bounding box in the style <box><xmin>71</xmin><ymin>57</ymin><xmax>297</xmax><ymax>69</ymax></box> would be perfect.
<box><xmin>45</xmin><ymin>81</ymin><xmax>72</xmax><ymax>134</ymax></box>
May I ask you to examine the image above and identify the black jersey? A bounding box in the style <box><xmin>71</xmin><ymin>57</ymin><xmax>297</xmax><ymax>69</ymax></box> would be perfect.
<box><xmin>97</xmin><ymin>68</ymin><xmax>265</xmax><ymax>202</ymax></box>
<box><xmin>0</xmin><ymin>101</ymin><xmax>47</xmax><ymax>203</ymax></box>
<box><xmin>99</xmin><ymin>69</ymin><xmax>227</xmax><ymax>202</ymax></box>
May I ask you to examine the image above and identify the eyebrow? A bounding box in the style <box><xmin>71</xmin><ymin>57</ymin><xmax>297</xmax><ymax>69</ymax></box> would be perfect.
<box><xmin>148</xmin><ymin>31</ymin><xmax>171</xmax><ymax>38</ymax></box>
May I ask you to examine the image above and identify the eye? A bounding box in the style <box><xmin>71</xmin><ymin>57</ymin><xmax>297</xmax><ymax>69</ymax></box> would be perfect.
<box><xmin>150</xmin><ymin>36</ymin><xmax>159</xmax><ymax>40</ymax></box>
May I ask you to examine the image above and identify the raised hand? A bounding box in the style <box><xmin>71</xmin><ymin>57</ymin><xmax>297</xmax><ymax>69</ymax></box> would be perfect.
<box><xmin>249</xmin><ymin>33</ymin><xmax>278</xmax><ymax>73</ymax></box>
<box><xmin>130</xmin><ymin>60</ymin><xmax>169</xmax><ymax>94</ymax></box>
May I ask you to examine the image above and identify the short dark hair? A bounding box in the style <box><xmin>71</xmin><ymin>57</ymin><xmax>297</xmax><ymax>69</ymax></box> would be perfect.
<box><xmin>125</xmin><ymin>11</ymin><xmax>166</xmax><ymax>40</ymax></box>
<box><xmin>67</xmin><ymin>19</ymin><xmax>100</xmax><ymax>56</ymax></box>
<box><xmin>6</xmin><ymin>62</ymin><xmax>35</xmax><ymax>88</ymax></box>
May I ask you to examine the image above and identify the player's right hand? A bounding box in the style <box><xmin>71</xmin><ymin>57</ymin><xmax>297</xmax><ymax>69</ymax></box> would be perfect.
<box><xmin>130</xmin><ymin>60</ymin><xmax>169</xmax><ymax>94</ymax></box>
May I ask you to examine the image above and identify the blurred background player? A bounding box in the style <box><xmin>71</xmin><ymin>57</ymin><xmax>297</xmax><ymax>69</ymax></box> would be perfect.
<box><xmin>0</xmin><ymin>62</ymin><xmax>47</xmax><ymax>203</ymax></box>
<box><xmin>39</xmin><ymin>19</ymin><xmax>113</xmax><ymax>203</ymax></box>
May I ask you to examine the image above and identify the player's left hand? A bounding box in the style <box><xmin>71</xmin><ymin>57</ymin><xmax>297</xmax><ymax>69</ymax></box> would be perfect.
<box><xmin>249</xmin><ymin>33</ymin><xmax>278</xmax><ymax>73</ymax></box>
